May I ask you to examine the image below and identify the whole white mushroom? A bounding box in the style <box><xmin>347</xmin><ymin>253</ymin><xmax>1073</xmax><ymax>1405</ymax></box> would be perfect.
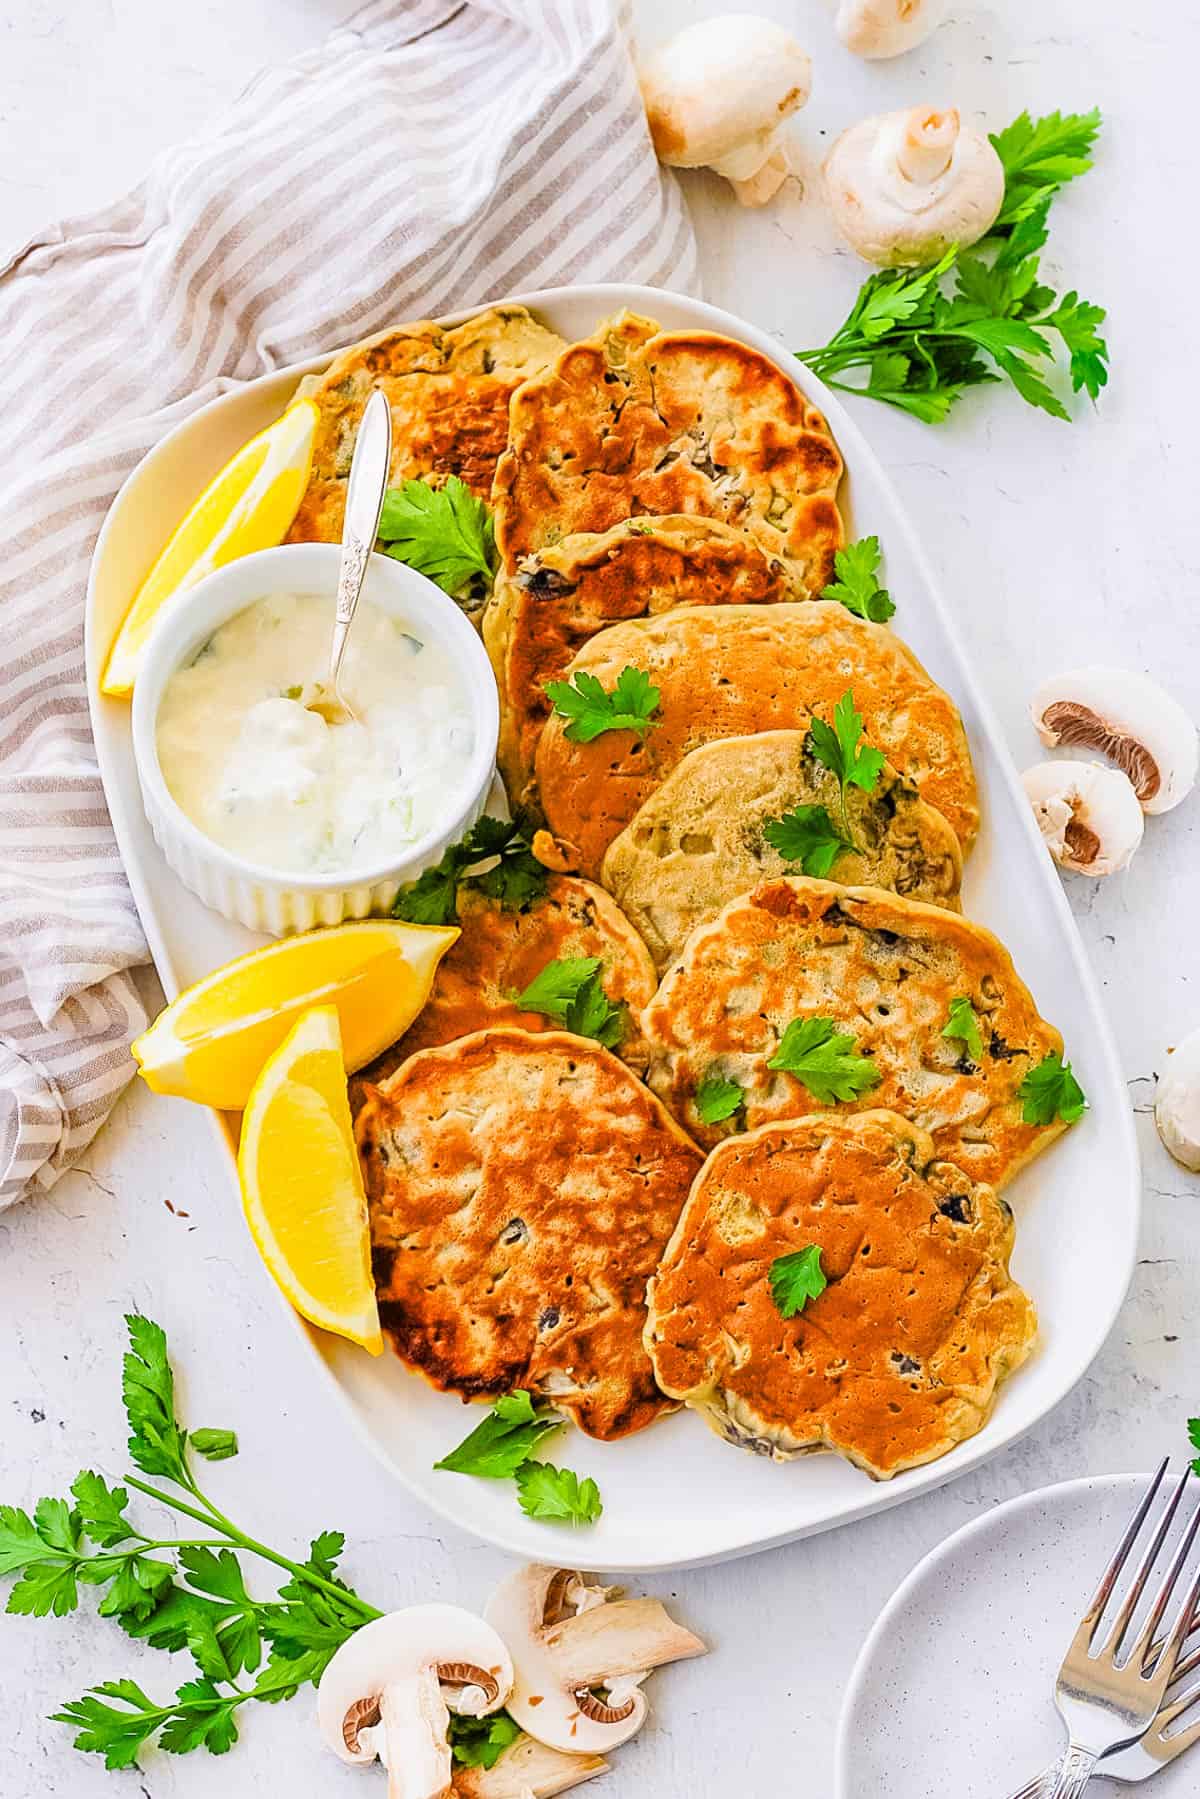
<box><xmin>639</xmin><ymin>14</ymin><xmax>812</xmax><ymax>206</ymax></box>
<box><xmin>835</xmin><ymin>0</ymin><xmax>948</xmax><ymax>59</ymax></box>
<box><xmin>824</xmin><ymin>105</ymin><xmax>1004</xmax><ymax>266</ymax></box>
<box><xmin>1155</xmin><ymin>1026</ymin><xmax>1200</xmax><ymax>1173</ymax></box>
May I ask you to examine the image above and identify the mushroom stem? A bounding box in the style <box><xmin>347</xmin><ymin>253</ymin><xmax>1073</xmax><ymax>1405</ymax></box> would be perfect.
<box><xmin>378</xmin><ymin>1672</ymin><xmax>452</xmax><ymax>1799</ymax></box>
<box><xmin>894</xmin><ymin>107</ymin><xmax>958</xmax><ymax>185</ymax></box>
<box><xmin>543</xmin><ymin>1596</ymin><xmax>707</xmax><ymax>1689</ymax></box>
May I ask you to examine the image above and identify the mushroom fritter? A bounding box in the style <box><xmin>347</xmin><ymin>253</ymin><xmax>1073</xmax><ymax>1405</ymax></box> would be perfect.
<box><xmin>644</xmin><ymin>1111</ymin><xmax>1037</xmax><ymax>1479</ymax></box>
<box><xmin>534</xmin><ymin>603</ymin><xmax>979</xmax><ymax>878</ymax></box>
<box><xmin>492</xmin><ymin>311</ymin><xmax>844</xmax><ymax>594</ymax></box>
<box><xmin>357</xmin><ymin>1029</ymin><xmax>703</xmax><ymax>1440</ymax></box>
<box><xmin>287</xmin><ymin>306</ymin><xmax>564</xmax><ymax>571</ymax></box>
<box><xmin>351</xmin><ymin>875</ymin><xmax>657</xmax><ymax>1111</ymax></box>
<box><xmin>641</xmin><ymin>877</ymin><xmax>1069</xmax><ymax>1188</ymax></box>
<box><xmin>602</xmin><ymin>730</ymin><xmax>963</xmax><ymax>972</ymax></box>
<box><xmin>484</xmin><ymin>514</ymin><xmax>802</xmax><ymax>817</ymax></box>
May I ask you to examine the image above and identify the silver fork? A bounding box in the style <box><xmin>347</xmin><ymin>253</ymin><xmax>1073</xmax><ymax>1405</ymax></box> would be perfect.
<box><xmin>1005</xmin><ymin>1462</ymin><xmax>1200</xmax><ymax>1798</ymax></box>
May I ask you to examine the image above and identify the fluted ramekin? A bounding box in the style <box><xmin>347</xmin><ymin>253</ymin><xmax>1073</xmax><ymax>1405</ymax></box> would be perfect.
<box><xmin>131</xmin><ymin>544</ymin><xmax>499</xmax><ymax>934</ymax></box>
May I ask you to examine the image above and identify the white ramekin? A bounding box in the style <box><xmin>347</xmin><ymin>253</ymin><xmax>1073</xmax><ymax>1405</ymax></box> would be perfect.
<box><xmin>131</xmin><ymin>543</ymin><xmax>500</xmax><ymax>934</ymax></box>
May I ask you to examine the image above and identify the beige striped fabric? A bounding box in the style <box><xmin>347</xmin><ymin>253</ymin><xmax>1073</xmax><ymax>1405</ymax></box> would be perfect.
<box><xmin>0</xmin><ymin>0</ymin><xmax>697</xmax><ymax>1209</ymax></box>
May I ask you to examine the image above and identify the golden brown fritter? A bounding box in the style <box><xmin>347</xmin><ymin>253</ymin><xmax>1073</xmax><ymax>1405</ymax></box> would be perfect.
<box><xmin>357</xmin><ymin>1029</ymin><xmax>703</xmax><ymax>1440</ymax></box>
<box><xmin>484</xmin><ymin>514</ymin><xmax>802</xmax><ymax>817</ymax></box>
<box><xmin>287</xmin><ymin>306</ymin><xmax>564</xmax><ymax>563</ymax></box>
<box><xmin>602</xmin><ymin>730</ymin><xmax>963</xmax><ymax>972</ymax></box>
<box><xmin>641</xmin><ymin>877</ymin><xmax>1070</xmax><ymax>1188</ymax></box>
<box><xmin>493</xmin><ymin>311</ymin><xmax>844</xmax><ymax>594</ymax></box>
<box><xmin>351</xmin><ymin>875</ymin><xmax>657</xmax><ymax>1110</ymax></box>
<box><xmin>644</xmin><ymin>1110</ymin><xmax>1037</xmax><ymax>1479</ymax></box>
<box><xmin>533</xmin><ymin>603</ymin><xmax>979</xmax><ymax>878</ymax></box>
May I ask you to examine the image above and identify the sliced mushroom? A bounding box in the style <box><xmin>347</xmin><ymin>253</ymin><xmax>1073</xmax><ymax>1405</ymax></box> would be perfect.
<box><xmin>639</xmin><ymin>15</ymin><xmax>812</xmax><ymax>207</ymax></box>
<box><xmin>317</xmin><ymin>1605</ymin><xmax>514</xmax><ymax>1799</ymax></box>
<box><xmin>485</xmin><ymin>1565</ymin><xmax>707</xmax><ymax>1755</ymax></box>
<box><xmin>1022</xmin><ymin>761</ymin><xmax>1145</xmax><ymax>876</ymax></box>
<box><xmin>453</xmin><ymin>1735</ymin><xmax>608</xmax><ymax>1798</ymax></box>
<box><xmin>835</xmin><ymin>0</ymin><xmax>948</xmax><ymax>58</ymax></box>
<box><xmin>824</xmin><ymin>105</ymin><xmax>1004</xmax><ymax>266</ymax></box>
<box><xmin>1030</xmin><ymin>667</ymin><xmax>1198</xmax><ymax>815</ymax></box>
<box><xmin>1155</xmin><ymin>1025</ymin><xmax>1200</xmax><ymax>1173</ymax></box>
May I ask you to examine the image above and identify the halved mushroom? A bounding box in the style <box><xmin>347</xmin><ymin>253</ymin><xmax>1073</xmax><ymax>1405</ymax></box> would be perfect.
<box><xmin>1155</xmin><ymin>1025</ymin><xmax>1200</xmax><ymax>1173</ymax></box>
<box><xmin>317</xmin><ymin>1604</ymin><xmax>514</xmax><ymax>1799</ymax></box>
<box><xmin>835</xmin><ymin>0</ymin><xmax>948</xmax><ymax>59</ymax></box>
<box><xmin>824</xmin><ymin>105</ymin><xmax>1004</xmax><ymax>266</ymax></box>
<box><xmin>1022</xmin><ymin>760</ymin><xmax>1145</xmax><ymax>876</ymax></box>
<box><xmin>485</xmin><ymin>1566</ymin><xmax>707</xmax><ymax>1755</ymax></box>
<box><xmin>1030</xmin><ymin>667</ymin><xmax>1198</xmax><ymax>815</ymax></box>
<box><xmin>639</xmin><ymin>15</ymin><xmax>812</xmax><ymax>207</ymax></box>
<box><xmin>453</xmin><ymin>1735</ymin><xmax>608</xmax><ymax>1797</ymax></box>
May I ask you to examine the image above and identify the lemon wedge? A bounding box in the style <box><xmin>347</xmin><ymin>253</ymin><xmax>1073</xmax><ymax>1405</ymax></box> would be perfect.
<box><xmin>101</xmin><ymin>398</ymin><xmax>318</xmax><ymax>697</ymax></box>
<box><xmin>132</xmin><ymin>918</ymin><xmax>458</xmax><ymax>1109</ymax></box>
<box><xmin>238</xmin><ymin>1005</ymin><xmax>382</xmax><ymax>1353</ymax></box>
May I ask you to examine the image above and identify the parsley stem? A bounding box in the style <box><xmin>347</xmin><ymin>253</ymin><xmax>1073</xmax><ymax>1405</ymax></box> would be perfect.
<box><xmin>121</xmin><ymin>1474</ymin><xmax>382</xmax><ymax>1622</ymax></box>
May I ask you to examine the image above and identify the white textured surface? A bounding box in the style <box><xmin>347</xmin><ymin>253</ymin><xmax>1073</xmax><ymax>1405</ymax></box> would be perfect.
<box><xmin>1</xmin><ymin>2</ymin><xmax>1197</xmax><ymax>1795</ymax></box>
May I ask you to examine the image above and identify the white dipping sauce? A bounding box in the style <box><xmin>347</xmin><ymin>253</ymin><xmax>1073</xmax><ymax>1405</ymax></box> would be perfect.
<box><xmin>156</xmin><ymin>591</ymin><xmax>475</xmax><ymax>874</ymax></box>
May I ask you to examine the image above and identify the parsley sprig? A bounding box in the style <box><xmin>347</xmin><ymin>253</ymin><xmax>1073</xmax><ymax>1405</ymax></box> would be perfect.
<box><xmin>769</xmin><ymin>1246</ymin><xmax>827</xmax><ymax>1319</ymax></box>
<box><xmin>808</xmin><ymin>690</ymin><xmax>886</xmax><ymax>840</ymax></box>
<box><xmin>694</xmin><ymin>1071</ymin><xmax>746</xmax><ymax>1127</ymax></box>
<box><xmin>767</xmin><ymin>1016</ymin><xmax>881</xmax><ymax>1105</ymax></box>
<box><xmin>1018</xmin><ymin>1051</ymin><xmax>1088</xmax><ymax>1124</ymax></box>
<box><xmin>763</xmin><ymin>804</ymin><xmax>855</xmax><ymax>880</ymax></box>
<box><xmin>821</xmin><ymin>536</ymin><xmax>895</xmax><ymax>623</ymax></box>
<box><xmin>3</xmin><ymin>1317</ymin><xmax>381</xmax><ymax>1772</ymax></box>
<box><xmin>436</xmin><ymin>1392</ymin><xmax>603</xmax><ymax>1527</ymax></box>
<box><xmin>942</xmin><ymin>996</ymin><xmax>985</xmax><ymax>1064</ymax></box>
<box><xmin>392</xmin><ymin>815</ymin><xmax>547</xmax><ymax>925</ymax></box>
<box><xmin>377</xmin><ymin>476</ymin><xmax>497</xmax><ymax>598</ymax></box>
<box><xmin>516</xmin><ymin>956</ymin><xmax>627</xmax><ymax>1049</ymax></box>
<box><xmin>544</xmin><ymin>665</ymin><xmax>661</xmax><ymax>743</ymax></box>
<box><xmin>797</xmin><ymin>109</ymin><xmax>1107</xmax><ymax>422</ymax></box>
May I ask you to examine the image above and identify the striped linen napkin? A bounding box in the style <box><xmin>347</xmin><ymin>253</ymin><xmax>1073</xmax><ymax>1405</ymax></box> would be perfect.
<box><xmin>0</xmin><ymin>0</ymin><xmax>697</xmax><ymax>1209</ymax></box>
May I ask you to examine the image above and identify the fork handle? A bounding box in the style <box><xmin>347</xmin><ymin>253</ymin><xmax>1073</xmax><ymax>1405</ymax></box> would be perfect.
<box><xmin>1043</xmin><ymin>1745</ymin><xmax>1098</xmax><ymax>1798</ymax></box>
<box><xmin>1000</xmin><ymin>1759</ymin><xmax>1061</xmax><ymax>1799</ymax></box>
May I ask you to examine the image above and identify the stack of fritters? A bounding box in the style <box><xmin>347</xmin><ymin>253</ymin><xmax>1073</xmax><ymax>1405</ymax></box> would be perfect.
<box><xmin>309</xmin><ymin>299</ymin><xmax>1080</xmax><ymax>1483</ymax></box>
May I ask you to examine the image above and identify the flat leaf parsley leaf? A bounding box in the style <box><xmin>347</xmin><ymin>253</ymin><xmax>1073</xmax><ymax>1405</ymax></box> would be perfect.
<box><xmin>808</xmin><ymin>690</ymin><xmax>886</xmax><ymax>839</ymax></box>
<box><xmin>763</xmin><ymin>803</ymin><xmax>854</xmax><ymax>879</ymax></box>
<box><xmin>821</xmin><ymin>536</ymin><xmax>896</xmax><ymax>623</ymax></box>
<box><xmin>1018</xmin><ymin>1052</ymin><xmax>1088</xmax><ymax>1125</ymax></box>
<box><xmin>694</xmin><ymin>1071</ymin><xmax>745</xmax><ymax>1127</ymax></box>
<box><xmin>515</xmin><ymin>1463</ymin><xmax>603</xmax><ymax>1527</ymax></box>
<box><xmin>769</xmin><ymin>1246</ymin><xmax>827</xmax><ymax>1319</ymax></box>
<box><xmin>767</xmin><ymin>1016</ymin><xmax>881</xmax><ymax>1106</ymax></box>
<box><xmin>1188</xmin><ymin>1418</ymin><xmax>1200</xmax><ymax>1478</ymax></box>
<box><xmin>544</xmin><ymin>665</ymin><xmax>660</xmax><ymax>743</ymax></box>
<box><xmin>449</xmin><ymin>1710</ymin><xmax>523</xmax><ymax>1770</ymax></box>
<box><xmin>989</xmin><ymin>108</ymin><xmax>1102</xmax><ymax>231</ymax></box>
<box><xmin>435</xmin><ymin>1391</ymin><xmax>562</xmax><ymax>1479</ymax></box>
<box><xmin>377</xmin><ymin>476</ymin><xmax>497</xmax><ymax>597</ymax></box>
<box><xmin>942</xmin><ymin>997</ymin><xmax>984</xmax><ymax>1063</ymax></box>
<box><xmin>516</xmin><ymin>957</ymin><xmax>627</xmax><ymax>1049</ymax></box>
<box><xmin>392</xmin><ymin>815</ymin><xmax>547</xmax><ymax>925</ymax></box>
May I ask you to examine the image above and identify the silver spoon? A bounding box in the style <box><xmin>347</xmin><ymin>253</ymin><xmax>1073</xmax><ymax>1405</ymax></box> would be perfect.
<box><xmin>304</xmin><ymin>386</ymin><xmax>392</xmax><ymax>725</ymax></box>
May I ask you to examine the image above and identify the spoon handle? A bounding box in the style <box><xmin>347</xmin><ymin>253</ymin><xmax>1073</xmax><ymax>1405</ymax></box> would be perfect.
<box><xmin>329</xmin><ymin>387</ymin><xmax>392</xmax><ymax>686</ymax></box>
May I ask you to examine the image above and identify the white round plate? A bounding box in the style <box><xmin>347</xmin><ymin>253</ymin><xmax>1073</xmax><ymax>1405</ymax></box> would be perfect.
<box><xmin>87</xmin><ymin>283</ymin><xmax>1140</xmax><ymax>1569</ymax></box>
<box><xmin>837</xmin><ymin>1473</ymin><xmax>1198</xmax><ymax>1798</ymax></box>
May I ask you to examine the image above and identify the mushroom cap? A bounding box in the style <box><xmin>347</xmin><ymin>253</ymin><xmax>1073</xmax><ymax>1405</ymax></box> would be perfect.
<box><xmin>639</xmin><ymin>14</ymin><xmax>812</xmax><ymax>178</ymax></box>
<box><xmin>835</xmin><ymin>0</ymin><xmax>948</xmax><ymax>59</ymax></box>
<box><xmin>317</xmin><ymin>1604</ymin><xmax>514</xmax><ymax>1769</ymax></box>
<box><xmin>824</xmin><ymin>106</ymin><xmax>1005</xmax><ymax>267</ymax></box>
<box><xmin>1030</xmin><ymin>666</ymin><xmax>1198</xmax><ymax>816</ymax></box>
<box><xmin>1155</xmin><ymin>1024</ymin><xmax>1200</xmax><ymax>1173</ymax></box>
<box><xmin>485</xmin><ymin>1565</ymin><xmax>706</xmax><ymax>1757</ymax></box>
<box><xmin>1021</xmin><ymin>759</ymin><xmax>1145</xmax><ymax>876</ymax></box>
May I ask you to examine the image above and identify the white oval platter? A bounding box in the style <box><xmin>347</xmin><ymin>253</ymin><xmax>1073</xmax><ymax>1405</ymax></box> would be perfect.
<box><xmin>86</xmin><ymin>283</ymin><xmax>1140</xmax><ymax>1570</ymax></box>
